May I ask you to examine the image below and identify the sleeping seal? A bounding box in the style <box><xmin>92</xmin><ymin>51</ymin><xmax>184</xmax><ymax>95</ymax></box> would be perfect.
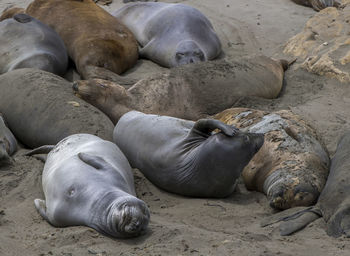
<box><xmin>0</xmin><ymin>114</ymin><xmax>17</xmax><ymax>165</ymax></box>
<box><xmin>27</xmin><ymin>134</ymin><xmax>150</xmax><ymax>238</ymax></box>
<box><xmin>215</xmin><ymin>108</ymin><xmax>329</xmax><ymax>210</ymax></box>
<box><xmin>0</xmin><ymin>13</ymin><xmax>68</xmax><ymax>75</ymax></box>
<box><xmin>262</xmin><ymin>131</ymin><xmax>350</xmax><ymax>237</ymax></box>
<box><xmin>73</xmin><ymin>55</ymin><xmax>287</xmax><ymax>124</ymax></box>
<box><xmin>2</xmin><ymin>0</ymin><xmax>138</xmax><ymax>82</ymax></box>
<box><xmin>113</xmin><ymin>2</ymin><xmax>221</xmax><ymax>67</ymax></box>
<box><xmin>113</xmin><ymin>111</ymin><xmax>264</xmax><ymax>198</ymax></box>
<box><xmin>0</xmin><ymin>68</ymin><xmax>114</xmax><ymax>148</ymax></box>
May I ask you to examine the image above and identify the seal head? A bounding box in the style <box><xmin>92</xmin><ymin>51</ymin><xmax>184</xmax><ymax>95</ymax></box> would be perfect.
<box><xmin>107</xmin><ymin>197</ymin><xmax>150</xmax><ymax>237</ymax></box>
<box><xmin>173</xmin><ymin>40</ymin><xmax>205</xmax><ymax>66</ymax></box>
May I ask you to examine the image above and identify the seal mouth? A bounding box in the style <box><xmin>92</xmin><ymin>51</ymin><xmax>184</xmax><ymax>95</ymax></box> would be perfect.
<box><xmin>110</xmin><ymin>198</ymin><xmax>150</xmax><ymax>237</ymax></box>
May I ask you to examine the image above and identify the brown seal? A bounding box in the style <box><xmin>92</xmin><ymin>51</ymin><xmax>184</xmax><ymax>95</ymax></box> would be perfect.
<box><xmin>0</xmin><ymin>7</ymin><xmax>25</xmax><ymax>20</ymax></box>
<box><xmin>2</xmin><ymin>0</ymin><xmax>138</xmax><ymax>80</ymax></box>
<box><xmin>214</xmin><ymin>108</ymin><xmax>329</xmax><ymax>210</ymax></box>
<box><xmin>73</xmin><ymin>55</ymin><xmax>287</xmax><ymax>124</ymax></box>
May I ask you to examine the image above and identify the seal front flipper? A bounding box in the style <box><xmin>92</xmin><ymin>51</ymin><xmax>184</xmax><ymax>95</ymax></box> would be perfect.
<box><xmin>78</xmin><ymin>152</ymin><xmax>109</xmax><ymax>170</ymax></box>
<box><xmin>0</xmin><ymin>141</ymin><xmax>13</xmax><ymax>165</ymax></box>
<box><xmin>34</xmin><ymin>199</ymin><xmax>49</xmax><ymax>222</ymax></box>
<box><xmin>326</xmin><ymin>201</ymin><xmax>350</xmax><ymax>237</ymax></box>
<box><xmin>192</xmin><ymin>119</ymin><xmax>238</xmax><ymax>137</ymax></box>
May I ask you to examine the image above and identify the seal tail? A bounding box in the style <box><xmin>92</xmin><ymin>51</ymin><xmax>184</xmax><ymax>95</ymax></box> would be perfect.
<box><xmin>279</xmin><ymin>58</ymin><xmax>297</xmax><ymax>71</ymax></box>
<box><xmin>24</xmin><ymin>145</ymin><xmax>54</xmax><ymax>156</ymax></box>
<box><xmin>261</xmin><ymin>206</ymin><xmax>322</xmax><ymax>236</ymax></box>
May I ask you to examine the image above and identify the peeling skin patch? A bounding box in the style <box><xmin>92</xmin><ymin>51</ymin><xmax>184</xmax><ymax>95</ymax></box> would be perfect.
<box><xmin>214</xmin><ymin>108</ymin><xmax>329</xmax><ymax>210</ymax></box>
<box><xmin>247</xmin><ymin>114</ymin><xmax>287</xmax><ymax>134</ymax></box>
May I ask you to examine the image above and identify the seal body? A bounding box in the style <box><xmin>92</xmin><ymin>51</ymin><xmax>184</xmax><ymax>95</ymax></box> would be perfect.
<box><xmin>73</xmin><ymin>55</ymin><xmax>286</xmax><ymax>124</ymax></box>
<box><xmin>24</xmin><ymin>0</ymin><xmax>138</xmax><ymax>79</ymax></box>
<box><xmin>113</xmin><ymin>111</ymin><xmax>264</xmax><ymax>197</ymax></box>
<box><xmin>34</xmin><ymin>134</ymin><xmax>150</xmax><ymax>238</ymax></box>
<box><xmin>215</xmin><ymin>108</ymin><xmax>329</xmax><ymax>210</ymax></box>
<box><xmin>0</xmin><ymin>69</ymin><xmax>114</xmax><ymax>148</ymax></box>
<box><xmin>262</xmin><ymin>131</ymin><xmax>350</xmax><ymax>237</ymax></box>
<box><xmin>0</xmin><ymin>14</ymin><xmax>68</xmax><ymax>75</ymax></box>
<box><xmin>113</xmin><ymin>2</ymin><xmax>221</xmax><ymax>67</ymax></box>
<box><xmin>291</xmin><ymin>0</ymin><xmax>340</xmax><ymax>11</ymax></box>
<box><xmin>0</xmin><ymin>114</ymin><xmax>17</xmax><ymax>165</ymax></box>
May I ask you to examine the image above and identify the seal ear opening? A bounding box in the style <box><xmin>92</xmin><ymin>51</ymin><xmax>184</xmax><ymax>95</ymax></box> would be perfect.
<box><xmin>78</xmin><ymin>152</ymin><xmax>110</xmax><ymax>171</ymax></box>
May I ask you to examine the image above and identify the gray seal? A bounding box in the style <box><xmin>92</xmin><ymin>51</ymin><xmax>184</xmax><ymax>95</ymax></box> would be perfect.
<box><xmin>113</xmin><ymin>111</ymin><xmax>264</xmax><ymax>197</ymax></box>
<box><xmin>0</xmin><ymin>68</ymin><xmax>114</xmax><ymax>148</ymax></box>
<box><xmin>113</xmin><ymin>2</ymin><xmax>221</xmax><ymax>67</ymax></box>
<box><xmin>28</xmin><ymin>134</ymin><xmax>150</xmax><ymax>238</ymax></box>
<box><xmin>262</xmin><ymin>131</ymin><xmax>350</xmax><ymax>237</ymax></box>
<box><xmin>0</xmin><ymin>13</ymin><xmax>68</xmax><ymax>75</ymax></box>
<box><xmin>0</xmin><ymin>114</ymin><xmax>17</xmax><ymax>165</ymax></box>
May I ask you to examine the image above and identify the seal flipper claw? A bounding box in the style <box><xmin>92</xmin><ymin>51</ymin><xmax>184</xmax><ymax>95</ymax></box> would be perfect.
<box><xmin>192</xmin><ymin>119</ymin><xmax>238</xmax><ymax>137</ymax></box>
<box><xmin>34</xmin><ymin>199</ymin><xmax>49</xmax><ymax>222</ymax></box>
<box><xmin>78</xmin><ymin>152</ymin><xmax>109</xmax><ymax>170</ymax></box>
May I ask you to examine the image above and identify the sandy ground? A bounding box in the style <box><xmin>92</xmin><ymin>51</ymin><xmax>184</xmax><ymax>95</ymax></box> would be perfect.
<box><xmin>1</xmin><ymin>0</ymin><xmax>350</xmax><ymax>255</ymax></box>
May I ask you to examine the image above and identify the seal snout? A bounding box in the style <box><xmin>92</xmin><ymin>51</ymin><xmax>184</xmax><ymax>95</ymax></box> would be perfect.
<box><xmin>113</xmin><ymin>199</ymin><xmax>150</xmax><ymax>237</ymax></box>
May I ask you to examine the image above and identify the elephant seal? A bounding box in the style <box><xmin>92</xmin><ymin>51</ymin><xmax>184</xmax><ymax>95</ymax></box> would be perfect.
<box><xmin>0</xmin><ymin>13</ymin><xmax>68</xmax><ymax>75</ymax></box>
<box><xmin>0</xmin><ymin>114</ymin><xmax>17</xmax><ymax>165</ymax></box>
<box><xmin>262</xmin><ymin>131</ymin><xmax>350</xmax><ymax>237</ymax></box>
<box><xmin>0</xmin><ymin>69</ymin><xmax>114</xmax><ymax>148</ymax></box>
<box><xmin>113</xmin><ymin>111</ymin><xmax>264</xmax><ymax>197</ymax></box>
<box><xmin>214</xmin><ymin>108</ymin><xmax>329</xmax><ymax>210</ymax></box>
<box><xmin>113</xmin><ymin>2</ymin><xmax>221</xmax><ymax>67</ymax></box>
<box><xmin>2</xmin><ymin>0</ymin><xmax>138</xmax><ymax>81</ymax></box>
<box><xmin>28</xmin><ymin>134</ymin><xmax>149</xmax><ymax>238</ymax></box>
<box><xmin>291</xmin><ymin>0</ymin><xmax>340</xmax><ymax>11</ymax></box>
<box><xmin>73</xmin><ymin>55</ymin><xmax>287</xmax><ymax>124</ymax></box>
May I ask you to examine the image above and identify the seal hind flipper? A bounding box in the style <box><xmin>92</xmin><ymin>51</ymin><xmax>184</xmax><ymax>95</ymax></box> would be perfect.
<box><xmin>261</xmin><ymin>206</ymin><xmax>321</xmax><ymax>236</ymax></box>
<box><xmin>82</xmin><ymin>66</ymin><xmax>138</xmax><ymax>88</ymax></box>
<box><xmin>24</xmin><ymin>145</ymin><xmax>55</xmax><ymax>156</ymax></box>
<box><xmin>192</xmin><ymin>119</ymin><xmax>238</xmax><ymax>137</ymax></box>
<box><xmin>34</xmin><ymin>199</ymin><xmax>49</xmax><ymax>222</ymax></box>
<box><xmin>78</xmin><ymin>152</ymin><xmax>109</xmax><ymax>170</ymax></box>
<box><xmin>280</xmin><ymin>210</ymin><xmax>321</xmax><ymax>236</ymax></box>
<box><xmin>261</xmin><ymin>206</ymin><xmax>313</xmax><ymax>227</ymax></box>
